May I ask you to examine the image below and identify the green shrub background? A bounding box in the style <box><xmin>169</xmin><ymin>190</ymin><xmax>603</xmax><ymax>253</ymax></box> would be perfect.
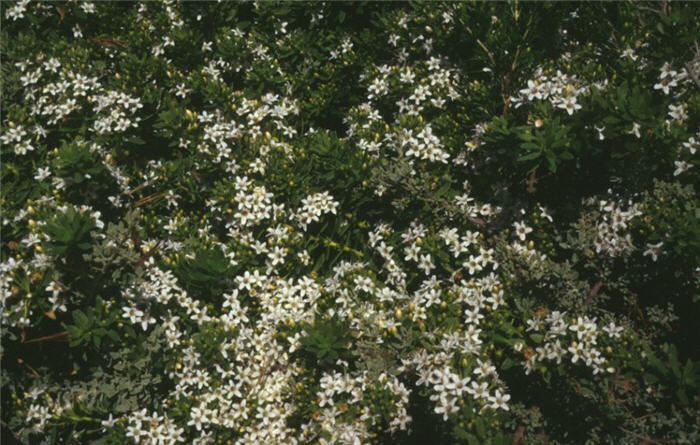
<box><xmin>1</xmin><ymin>1</ymin><xmax>699</xmax><ymax>444</ymax></box>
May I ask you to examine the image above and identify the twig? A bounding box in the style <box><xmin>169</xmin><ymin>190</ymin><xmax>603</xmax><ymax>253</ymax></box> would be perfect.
<box><xmin>502</xmin><ymin>16</ymin><xmax>532</xmax><ymax>115</ymax></box>
<box><xmin>476</xmin><ymin>38</ymin><xmax>497</xmax><ymax>67</ymax></box>
<box><xmin>90</xmin><ymin>35</ymin><xmax>128</xmax><ymax>50</ymax></box>
<box><xmin>585</xmin><ymin>280</ymin><xmax>604</xmax><ymax>305</ymax></box>
<box><xmin>511</xmin><ymin>425</ymin><xmax>525</xmax><ymax>445</ymax></box>
<box><xmin>636</xmin><ymin>5</ymin><xmax>662</xmax><ymax>15</ymax></box>
<box><xmin>24</xmin><ymin>330</ymin><xmax>69</xmax><ymax>344</ymax></box>
<box><xmin>125</xmin><ymin>182</ymin><xmax>149</xmax><ymax>196</ymax></box>
<box><xmin>464</xmin><ymin>26</ymin><xmax>496</xmax><ymax>67</ymax></box>
<box><xmin>55</xmin><ymin>6</ymin><xmax>65</xmax><ymax>22</ymax></box>
<box><xmin>619</xmin><ymin>426</ymin><xmax>671</xmax><ymax>444</ymax></box>
<box><xmin>17</xmin><ymin>358</ymin><xmax>41</xmax><ymax>378</ymax></box>
<box><xmin>134</xmin><ymin>191</ymin><xmax>167</xmax><ymax>207</ymax></box>
<box><xmin>526</xmin><ymin>169</ymin><xmax>537</xmax><ymax>194</ymax></box>
<box><xmin>684</xmin><ymin>62</ymin><xmax>700</xmax><ymax>89</ymax></box>
<box><xmin>134</xmin><ymin>240</ymin><xmax>164</xmax><ymax>269</ymax></box>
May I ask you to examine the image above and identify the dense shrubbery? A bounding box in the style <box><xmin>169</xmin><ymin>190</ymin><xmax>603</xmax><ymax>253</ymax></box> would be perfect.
<box><xmin>1</xmin><ymin>1</ymin><xmax>699</xmax><ymax>444</ymax></box>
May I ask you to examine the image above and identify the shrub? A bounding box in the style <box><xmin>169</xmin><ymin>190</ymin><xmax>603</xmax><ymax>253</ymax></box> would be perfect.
<box><xmin>1</xmin><ymin>1</ymin><xmax>698</xmax><ymax>444</ymax></box>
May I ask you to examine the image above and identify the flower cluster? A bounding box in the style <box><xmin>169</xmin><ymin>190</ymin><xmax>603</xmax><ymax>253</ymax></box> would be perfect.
<box><xmin>2</xmin><ymin>2</ymin><xmax>698</xmax><ymax>444</ymax></box>
<box><xmin>511</xmin><ymin>67</ymin><xmax>597</xmax><ymax>115</ymax></box>
<box><xmin>589</xmin><ymin>197</ymin><xmax>642</xmax><ymax>258</ymax></box>
<box><xmin>522</xmin><ymin>311</ymin><xmax>620</xmax><ymax>375</ymax></box>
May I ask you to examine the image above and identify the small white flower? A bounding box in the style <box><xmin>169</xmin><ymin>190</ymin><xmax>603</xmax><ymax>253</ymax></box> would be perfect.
<box><xmin>620</xmin><ymin>48</ymin><xmax>638</xmax><ymax>61</ymax></box>
<box><xmin>643</xmin><ymin>241</ymin><xmax>663</xmax><ymax>261</ymax></box>
<box><xmin>673</xmin><ymin>160</ymin><xmax>691</xmax><ymax>176</ymax></box>
<box><xmin>628</xmin><ymin>122</ymin><xmax>641</xmax><ymax>139</ymax></box>
<box><xmin>418</xmin><ymin>254</ymin><xmax>435</xmax><ymax>275</ymax></box>
<box><xmin>72</xmin><ymin>24</ymin><xmax>83</xmax><ymax>38</ymax></box>
<box><xmin>558</xmin><ymin>96</ymin><xmax>581</xmax><ymax>115</ymax></box>
<box><xmin>594</xmin><ymin>125</ymin><xmax>605</xmax><ymax>141</ymax></box>
<box><xmin>602</xmin><ymin>321</ymin><xmax>624</xmax><ymax>338</ymax></box>
<box><xmin>34</xmin><ymin>167</ymin><xmax>51</xmax><ymax>181</ymax></box>
<box><xmin>489</xmin><ymin>390</ymin><xmax>511</xmax><ymax>411</ymax></box>
<box><xmin>681</xmin><ymin>136</ymin><xmax>698</xmax><ymax>155</ymax></box>
<box><xmin>434</xmin><ymin>395</ymin><xmax>459</xmax><ymax>421</ymax></box>
<box><xmin>668</xmin><ymin>104</ymin><xmax>686</xmax><ymax>121</ymax></box>
<box><xmin>513</xmin><ymin>221</ymin><xmax>533</xmax><ymax>241</ymax></box>
<box><xmin>653</xmin><ymin>77</ymin><xmax>677</xmax><ymax>95</ymax></box>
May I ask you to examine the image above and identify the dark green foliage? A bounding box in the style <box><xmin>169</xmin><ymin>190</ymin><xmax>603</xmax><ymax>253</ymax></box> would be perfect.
<box><xmin>1</xmin><ymin>1</ymin><xmax>699</xmax><ymax>444</ymax></box>
<box><xmin>299</xmin><ymin>318</ymin><xmax>353</xmax><ymax>370</ymax></box>
<box><xmin>43</xmin><ymin>207</ymin><xmax>95</xmax><ymax>259</ymax></box>
<box><xmin>64</xmin><ymin>297</ymin><xmax>120</xmax><ymax>349</ymax></box>
<box><xmin>175</xmin><ymin>247</ymin><xmax>231</xmax><ymax>299</ymax></box>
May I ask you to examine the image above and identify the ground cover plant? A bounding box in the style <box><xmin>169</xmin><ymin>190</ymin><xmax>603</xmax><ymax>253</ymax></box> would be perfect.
<box><xmin>1</xmin><ymin>1</ymin><xmax>699</xmax><ymax>444</ymax></box>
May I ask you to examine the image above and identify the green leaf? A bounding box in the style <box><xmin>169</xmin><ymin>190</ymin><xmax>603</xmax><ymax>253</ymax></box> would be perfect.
<box><xmin>529</xmin><ymin>333</ymin><xmax>544</xmax><ymax>343</ymax></box>
<box><xmin>546</xmin><ymin>152</ymin><xmax>557</xmax><ymax>173</ymax></box>
<box><xmin>501</xmin><ymin>357</ymin><xmax>516</xmax><ymax>370</ymax></box>
<box><xmin>682</xmin><ymin>360</ymin><xmax>696</xmax><ymax>388</ymax></box>
<box><xmin>643</xmin><ymin>344</ymin><xmax>667</xmax><ymax>376</ymax></box>
<box><xmin>466</xmin><ymin>433</ymin><xmax>480</xmax><ymax>445</ymax></box>
<box><xmin>675</xmin><ymin>387</ymin><xmax>688</xmax><ymax>405</ymax></box>
<box><xmin>518</xmin><ymin>152</ymin><xmax>541</xmax><ymax>162</ymax></box>
<box><xmin>73</xmin><ymin>310</ymin><xmax>89</xmax><ymax>329</ymax></box>
<box><xmin>128</xmin><ymin>136</ymin><xmax>146</xmax><ymax>145</ymax></box>
<box><xmin>474</xmin><ymin>418</ymin><xmax>486</xmax><ymax>438</ymax></box>
<box><xmin>520</xmin><ymin>142</ymin><xmax>541</xmax><ymax>151</ymax></box>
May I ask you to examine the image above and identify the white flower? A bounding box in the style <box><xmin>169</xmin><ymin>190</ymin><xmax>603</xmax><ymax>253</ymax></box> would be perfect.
<box><xmin>122</xmin><ymin>306</ymin><xmax>144</xmax><ymax>324</ymax></box>
<box><xmin>434</xmin><ymin>395</ymin><xmax>458</xmax><ymax>421</ymax></box>
<box><xmin>643</xmin><ymin>241</ymin><xmax>663</xmax><ymax>261</ymax></box>
<box><xmin>5</xmin><ymin>0</ymin><xmax>30</xmax><ymax>21</ymax></box>
<box><xmin>681</xmin><ymin>136</ymin><xmax>698</xmax><ymax>155</ymax></box>
<box><xmin>175</xmin><ymin>83</ymin><xmax>191</xmax><ymax>99</ymax></box>
<box><xmin>297</xmin><ymin>250</ymin><xmax>310</xmax><ymax>265</ymax></box>
<box><xmin>468</xmin><ymin>381</ymin><xmax>489</xmax><ymax>400</ymax></box>
<box><xmin>488</xmin><ymin>390</ymin><xmax>511</xmax><ymax>411</ymax></box>
<box><xmin>668</xmin><ymin>104</ymin><xmax>686</xmax><ymax>121</ymax></box>
<box><xmin>268</xmin><ymin>246</ymin><xmax>286</xmax><ymax>266</ymax></box>
<box><xmin>404</xmin><ymin>243</ymin><xmax>421</xmax><ymax>262</ymax></box>
<box><xmin>557</xmin><ymin>96</ymin><xmax>581</xmax><ymax>115</ymax></box>
<box><xmin>418</xmin><ymin>254</ymin><xmax>435</xmax><ymax>275</ymax></box>
<box><xmin>594</xmin><ymin>125</ymin><xmax>605</xmax><ymax>141</ymax></box>
<box><xmin>602</xmin><ymin>321</ymin><xmax>624</xmax><ymax>338</ymax></box>
<box><xmin>388</xmin><ymin>34</ymin><xmax>400</xmax><ymax>46</ymax></box>
<box><xmin>188</xmin><ymin>406</ymin><xmax>205</xmax><ymax>431</ymax></box>
<box><xmin>14</xmin><ymin>140</ymin><xmax>34</xmax><ymax>155</ymax></box>
<box><xmin>628</xmin><ymin>122</ymin><xmax>641</xmax><ymax>139</ymax></box>
<box><xmin>513</xmin><ymin>221</ymin><xmax>533</xmax><ymax>241</ymax></box>
<box><xmin>81</xmin><ymin>2</ymin><xmax>96</xmax><ymax>14</ymax></box>
<box><xmin>673</xmin><ymin>160</ymin><xmax>691</xmax><ymax>176</ymax></box>
<box><xmin>620</xmin><ymin>48</ymin><xmax>637</xmax><ymax>61</ymax></box>
<box><xmin>464</xmin><ymin>255</ymin><xmax>483</xmax><ymax>275</ymax></box>
<box><xmin>34</xmin><ymin>167</ymin><xmax>51</xmax><ymax>181</ymax></box>
<box><xmin>653</xmin><ymin>77</ymin><xmax>677</xmax><ymax>95</ymax></box>
<box><xmin>568</xmin><ymin>342</ymin><xmax>585</xmax><ymax>363</ymax></box>
<box><xmin>539</xmin><ymin>206</ymin><xmax>553</xmax><ymax>222</ymax></box>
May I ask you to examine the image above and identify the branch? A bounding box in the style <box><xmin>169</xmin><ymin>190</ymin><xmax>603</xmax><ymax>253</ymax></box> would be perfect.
<box><xmin>684</xmin><ymin>62</ymin><xmax>700</xmax><ymax>89</ymax></box>
<box><xmin>464</xmin><ymin>25</ymin><xmax>496</xmax><ymax>66</ymax></box>
<box><xmin>24</xmin><ymin>330</ymin><xmax>69</xmax><ymax>344</ymax></box>
<box><xmin>526</xmin><ymin>169</ymin><xmax>537</xmax><ymax>194</ymax></box>
<box><xmin>585</xmin><ymin>280</ymin><xmax>604</xmax><ymax>305</ymax></box>
<box><xmin>619</xmin><ymin>426</ymin><xmax>672</xmax><ymax>445</ymax></box>
<box><xmin>511</xmin><ymin>425</ymin><xmax>525</xmax><ymax>445</ymax></box>
<box><xmin>17</xmin><ymin>358</ymin><xmax>41</xmax><ymax>378</ymax></box>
